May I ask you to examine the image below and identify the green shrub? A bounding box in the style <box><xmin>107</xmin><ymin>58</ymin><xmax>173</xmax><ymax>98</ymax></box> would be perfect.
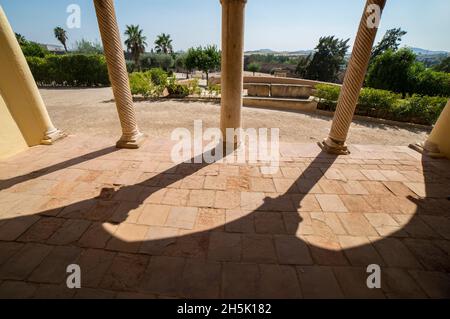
<box><xmin>206</xmin><ymin>84</ymin><xmax>221</xmax><ymax>97</ymax></box>
<box><xmin>412</xmin><ymin>69</ymin><xmax>450</xmax><ymax>97</ymax></box>
<box><xmin>146</xmin><ymin>68</ymin><xmax>168</xmax><ymax>86</ymax></box>
<box><xmin>357</xmin><ymin>88</ymin><xmax>400</xmax><ymax>117</ymax></box>
<box><xmin>167</xmin><ymin>77</ymin><xmax>190</xmax><ymax>98</ymax></box>
<box><xmin>315</xmin><ymin>84</ymin><xmax>341</xmax><ymax>110</ymax></box>
<box><xmin>129</xmin><ymin>72</ymin><xmax>152</xmax><ymax>97</ymax></box>
<box><xmin>187</xmin><ymin>78</ymin><xmax>201</xmax><ymax>95</ymax></box>
<box><xmin>26</xmin><ymin>54</ymin><xmax>109</xmax><ymax>86</ymax></box>
<box><xmin>313</xmin><ymin>83</ymin><xmax>447</xmax><ymax>125</ymax></box>
<box><xmin>393</xmin><ymin>95</ymin><xmax>448</xmax><ymax>125</ymax></box>
<box><xmin>21</xmin><ymin>42</ymin><xmax>48</xmax><ymax>58</ymax></box>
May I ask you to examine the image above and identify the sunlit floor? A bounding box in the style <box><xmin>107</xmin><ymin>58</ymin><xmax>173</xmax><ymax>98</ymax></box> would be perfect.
<box><xmin>0</xmin><ymin>135</ymin><xmax>449</xmax><ymax>299</ymax></box>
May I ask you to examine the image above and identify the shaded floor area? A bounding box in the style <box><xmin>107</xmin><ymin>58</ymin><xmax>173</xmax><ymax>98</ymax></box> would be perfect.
<box><xmin>0</xmin><ymin>135</ymin><xmax>449</xmax><ymax>299</ymax></box>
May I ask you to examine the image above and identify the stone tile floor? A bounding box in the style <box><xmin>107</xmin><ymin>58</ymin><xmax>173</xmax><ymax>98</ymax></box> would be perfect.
<box><xmin>0</xmin><ymin>135</ymin><xmax>449</xmax><ymax>299</ymax></box>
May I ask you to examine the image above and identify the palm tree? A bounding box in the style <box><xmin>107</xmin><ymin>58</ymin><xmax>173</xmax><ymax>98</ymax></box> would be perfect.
<box><xmin>154</xmin><ymin>33</ymin><xmax>173</xmax><ymax>55</ymax></box>
<box><xmin>124</xmin><ymin>25</ymin><xmax>147</xmax><ymax>71</ymax></box>
<box><xmin>15</xmin><ymin>33</ymin><xmax>27</xmax><ymax>46</ymax></box>
<box><xmin>54</xmin><ymin>27</ymin><xmax>68</xmax><ymax>52</ymax></box>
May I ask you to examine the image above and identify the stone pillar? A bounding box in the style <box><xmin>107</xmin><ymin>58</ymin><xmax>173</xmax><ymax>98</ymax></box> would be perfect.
<box><xmin>220</xmin><ymin>0</ymin><xmax>247</xmax><ymax>148</ymax></box>
<box><xmin>93</xmin><ymin>0</ymin><xmax>144</xmax><ymax>149</ymax></box>
<box><xmin>0</xmin><ymin>6</ymin><xmax>62</xmax><ymax>146</ymax></box>
<box><xmin>320</xmin><ymin>0</ymin><xmax>387</xmax><ymax>155</ymax></box>
<box><xmin>410</xmin><ymin>100</ymin><xmax>450</xmax><ymax>159</ymax></box>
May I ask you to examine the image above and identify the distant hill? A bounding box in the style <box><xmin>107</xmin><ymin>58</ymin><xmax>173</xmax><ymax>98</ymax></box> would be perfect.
<box><xmin>245</xmin><ymin>49</ymin><xmax>313</xmax><ymax>56</ymax></box>
<box><xmin>407</xmin><ymin>47</ymin><xmax>449</xmax><ymax>56</ymax></box>
<box><xmin>245</xmin><ymin>47</ymin><xmax>449</xmax><ymax>57</ymax></box>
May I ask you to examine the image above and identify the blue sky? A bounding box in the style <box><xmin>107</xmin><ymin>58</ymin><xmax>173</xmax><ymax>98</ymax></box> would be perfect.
<box><xmin>1</xmin><ymin>0</ymin><xmax>450</xmax><ymax>52</ymax></box>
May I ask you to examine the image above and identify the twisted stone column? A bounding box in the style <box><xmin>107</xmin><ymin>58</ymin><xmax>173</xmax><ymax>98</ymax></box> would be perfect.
<box><xmin>320</xmin><ymin>0</ymin><xmax>387</xmax><ymax>155</ymax></box>
<box><xmin>220</xmin><ymin>0</ymin><xmax>247</xmax><ymax>149</ymax></box>
<box><xmin>94</xmin><ymin>0</ymin><xmax>144</xmax><ymax>149</ymax></box>
<box><xmin>0</xmin><ymin>6</ymin><xmax>62</xmax><ymax>146</ymax></box>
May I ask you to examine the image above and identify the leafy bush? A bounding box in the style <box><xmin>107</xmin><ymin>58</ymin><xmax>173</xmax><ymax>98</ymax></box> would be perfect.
<box><xmin>412</xmin><ymin>68</ymin><xmax>450</xmax><ymax>97</ymax></box>
<box><xmin>26</xmin><ymin>54</ymin><xmax>109</xmax><ymax>86</ymax></box>
<box><xmin>129</xmin><ymin>72</ymin><xmax>153</xmax><ymax>97</ymax></box>
<box><xmin>129</xmin><ymin>69</ymin><xmax>170</xmax><ymax>98</ymax></box>
<box><xmin>206</xmin><ymin>84</ymin><xmax>221</xmax><ymax>97</ymax></box>
<box><xmin>313</xmin><ymin>84</ymin><xmax>447</xmax><ymax>125</ymax></box>
<box><xmin>315</xmin><ymin>84</ymin><xmax>341</xmax><ymax>110</ymax></box>
<box><xmin>167</xmin><ymin>77</ymin><xmax>189</xmax><ymax>98</ymax></box>
<box><xmin>146</xmin><ymin>68</ymin><xmax>168</xmax><ymax>86</ymax></box>
<box><xmin>392</xmin><ymin>95</ymin><xmax>448</xmax><ymax>125</ymax></box>
<box><xmin>187</xmin><ymin>78</ymin><xmax>201</xmax><ymax>95</ymax></box>
<box><xmin>21</xmin><ymin>42</ymin><xmax>49</xmax><ymax>58</ymax></box>
<box><xmin>358</xmin><ymin>88</ymin><xmax>400</xmax><ymax>117</ymax></box>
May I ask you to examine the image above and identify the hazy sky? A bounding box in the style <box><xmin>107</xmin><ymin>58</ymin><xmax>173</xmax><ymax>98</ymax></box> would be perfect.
<box><xmin>1</xmin><ymin>0</ymin><xmax>450</xmax><ymax>52</ymax></box>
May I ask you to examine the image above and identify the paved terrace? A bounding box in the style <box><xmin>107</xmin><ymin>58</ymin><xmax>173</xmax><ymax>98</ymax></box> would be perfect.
<box><xmin>0</xmin><ymin>135</ymin><xmax>449</xmax><ymax>299</ymax></box>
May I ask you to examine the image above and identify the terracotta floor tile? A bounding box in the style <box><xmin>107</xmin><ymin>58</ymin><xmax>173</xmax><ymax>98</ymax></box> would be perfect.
<box><xmin>259</xmin><ymin>264</ymin><xmax>302</xmax><ymax>299</ymax></box>
<box><xmin>106</xmin><ymin>223</ymin><xmax>149</xmax><ymax>253</ymax></box>
<box><xmin>137</xmin><ymin>204</ymin><xmax>170</xmax><ymax>226</ymax></box>
<box><xmin>188</xmin><ymin>189</ymin><xmax>215</xmax><ymax>208</ymax></box>
<box><xmin>222</xmin><ymin>263</ymin><xmax>259</xmax><ymax>299</ymax></box>
<box><xmin>0</xmin><ymin>243</ymin><xmax>52</xmax><ymax>280</ymax></box>
<box><xmin>165</xmin><ymin>206</ymin><xmax>198</xmax><ymax>230</ymax></box>
<box><xmin>315</xmin><ymin>194</ymin><xmax>348</xmax><ymax>213</ymax></box>
<box><xmin>296</xmin><ymin>266</ymin><xmax>344</xmax><ymax>299</ymax></box>
<box><xmin>338</xmin><ymin>213</ymin><xmax>378</xmax><ymax>236</ymax></box>
<box><xmin>208</xmin><ymin>232</ymin><xmax>242</xmax><ymax>262</ymax></box>
<box><xmin>100</xmin><ymin>253</ymin><xmax>149</xmax><ymax>292</ymax></box>
<box><xmin>181</xmin><ymin>259</ymin><xmax>221</xmax><ymax>298</ymax></box>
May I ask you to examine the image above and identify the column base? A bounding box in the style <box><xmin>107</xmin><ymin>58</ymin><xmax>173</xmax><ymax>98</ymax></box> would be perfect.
<box><xmin>116</xmin><ymin>132</ymin><xmax>146</xmax><ymax>149</ymax></box>
<box><xmin>318</xmin><ymin>137</ymin><xmax>350</xmax><ymax>155</ymax></box>
<box><xmin>41</xmin><ymin>128</ymin><xmax>66</xmax><ymax>145</ymax></box>
<box><xmin>409</xmin><ymin>141</ymin><xmax>446</xmax><ymax>159</ymax></box>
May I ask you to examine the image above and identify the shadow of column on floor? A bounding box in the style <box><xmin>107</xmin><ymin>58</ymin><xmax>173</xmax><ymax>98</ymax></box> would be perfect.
<box><xmin>0</xmin><ymin>144</ymin><xmax>449</xmax><ymax>298</ymax></box>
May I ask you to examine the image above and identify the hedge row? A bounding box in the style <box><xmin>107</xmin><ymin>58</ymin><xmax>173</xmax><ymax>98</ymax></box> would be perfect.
<box><xmin>315</xmin><ymin>84</ymin><xmax>448</xmax><ymax>125</ymax></box>
<box><xmin>26</xmin><ymin>54</ymin><xmax>109</xmax><ymax>87</ymax></box>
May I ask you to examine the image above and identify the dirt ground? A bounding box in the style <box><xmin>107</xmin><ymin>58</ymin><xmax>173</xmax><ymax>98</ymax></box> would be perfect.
<box><xmin>40</xmin><ymin>87</ymin><xmax>430</xmax><ymax>145</ymax></box>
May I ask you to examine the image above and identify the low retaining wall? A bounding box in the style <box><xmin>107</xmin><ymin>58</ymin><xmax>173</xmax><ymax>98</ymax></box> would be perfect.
<box><xmin>243</xmin><ymin>96</ymin><xmax>318</xmax><ymax>112</ymax></box>
<box><xmin>210</xmin><ymin>75</ymin><xmax>341</xmax><ymax>88</ymax></box>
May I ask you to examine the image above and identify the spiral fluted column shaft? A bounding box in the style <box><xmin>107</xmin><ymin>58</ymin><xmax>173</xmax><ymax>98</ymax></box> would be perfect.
<box><xmin>322</xmin><ymin>0</ymin><xmax>387</xmax><ymax>154</ymax></box>
<box><xmin>94</xmin><ymin>0</ymin><xmax>143</xmax><ymax>148</ymax></box>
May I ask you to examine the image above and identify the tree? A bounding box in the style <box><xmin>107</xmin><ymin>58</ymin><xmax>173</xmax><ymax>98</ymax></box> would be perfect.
<box><xmin>124</xmin><ymin>25</ymin><xmax>147</xmax><ymax>71</ymax></box>
<box><xmin>15</xmin><ymin>33</ymin><xmax>27</xmax><ymax>46</ymax></box>
<box><xmin>305</xmin><ymin>36</ymin><xmax>349</xmax><ymax>82</ymax></box>
<box><xmin>248</xmin><ymin>62</ymin><xmax>261</xmax><ymax>76</ymax></box>
<box><xmin>366</xmin><ymin>48</ymin><xmax>417</xmax><ymax>98</ymax></box>
<box><xmin>433</xmin><ymin>56</ymin><xmax>450</xmax><ymax>73</ymax></box>
<box><xmin>185</xmin><ymin>47</ymin><xmax>199</xmax><ymax>79</ymax></box>
<box><xmin>174</xmin><ymin>53</ymin><xmax>188</xmax><ymax>77</ymax></box>
<box><xmin>154</xmin><ymin>33</ymin><xmax>173</xmax><ymax>55</ymax></box>
<box><xmin>74</xmin><ymin>39</ymin><xmax>103</xmax><ymax>54</ymax></box>
<box><xmin>197</xmin><ymin>45</ymin><xmax>221</xmax><ymax>82</ymax></box>
<box><xmin>54</xmin><ymin>27</ymin><xmax>68</xmax><ymax>52</ymax></box>
<box><xmin>371</xmin><ymin>28</ymin><xmax>407</xmax><ymax>61</ymax></box>
<box><xmin>295</xmin><ymin>54</ymin><xmax>312</xmax><ymax>78</ymax></box>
